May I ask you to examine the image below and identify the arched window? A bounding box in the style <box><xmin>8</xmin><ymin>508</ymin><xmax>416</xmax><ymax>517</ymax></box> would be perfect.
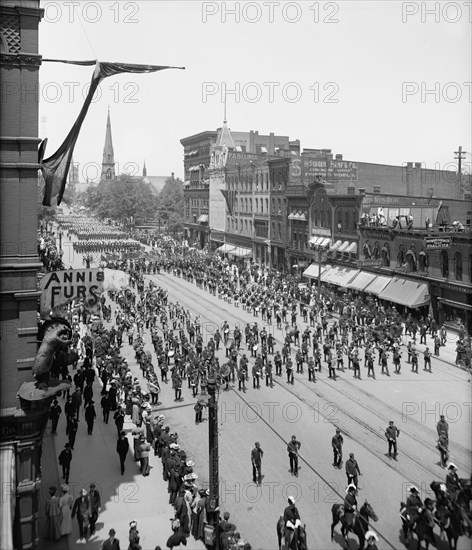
<box><xmin>255</xmin><ymin>173</ymin><xmax>259</xmax><ymax>189</ymax></box>
<box><xmin>352</xmin><ymin>210</ymin><xmax>358</xmax><ymax>230</ymax></box>
<box><xmin>455</xmin><ymin>252</ymin><xmax>463</xmax><ymax>281</ymax></box>
<box><xmin>440</xmin><ymin>250</ymin><xmax>449</xmax><ymax>277</ymax></box>
<box><xmin>344</xmin><ymin>210</ymin><xmax>349</xmax><ymax>231</ymax></box>
<box><xmin>265</xmin><ymin>198</ymin><xmax>269</xmax><ymax>213</ymax></box>
<box><xmin>255</xmin><ymin>198</ymin><xmax>259</xmax><ymax>212</ymax></box>
<box><xmin>265</xmin><ymin>173</ymin><xmax>269</xmax><ymax>189</ymax></box>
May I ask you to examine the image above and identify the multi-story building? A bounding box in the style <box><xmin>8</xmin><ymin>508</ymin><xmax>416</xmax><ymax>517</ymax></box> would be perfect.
<box><xmin>356</xmin><ymin>192</ymin><xmax>472</xmax><ymax>331</ymax></box>
<box><xmin>182</xmin><ymin>123</ymin><xmax>299</xmax><ymax>254</ymax></box>
<box><xmin>0</xmin><ymin>2</ymin><xmax>46</xmax><ymax>548</ymax></box>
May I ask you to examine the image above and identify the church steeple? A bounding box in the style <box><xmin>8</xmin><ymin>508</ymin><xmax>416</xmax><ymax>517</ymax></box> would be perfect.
<box><xmin>143</xmin><ymin>160</ymin><xmax>147</xmax><ymax>177</ymax></box>
<box><xmin>100</xmin><ymin>107</ymin><xmax>116</xmax><ymax>182</ymax></box>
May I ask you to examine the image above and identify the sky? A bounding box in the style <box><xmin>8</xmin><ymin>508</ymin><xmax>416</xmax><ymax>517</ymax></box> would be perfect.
<box><xmin>38</xmin><ymin>0</ymin><xmax>472</xmax><ymax>182</ymax></box>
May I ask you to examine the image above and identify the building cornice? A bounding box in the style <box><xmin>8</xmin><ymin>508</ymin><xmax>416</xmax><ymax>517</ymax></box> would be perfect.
<box><xmin>0</xmin><ymin>136</ymin><xmax>42</xmax><ymax>144</ymax></box>
<box><xmin>0</xmin><ymin>53</ymin><xmax>42</xmax><ymax>67</ymax></box>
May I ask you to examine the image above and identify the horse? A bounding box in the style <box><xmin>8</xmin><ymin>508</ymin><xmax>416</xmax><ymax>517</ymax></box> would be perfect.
<box><xmin>400</xmin><ymin>500</ymin><xmax>436</xmax><ymax>550</ymax></box>
<box><xmin>330</xmin><ymin>500</ymin><xmax>378</xmax><ymax>550</ymax></box>
<box><xmin>276</xmin><ymin>517</ymin><xmax>307</xmax><ymax>550</ymax></box>
<box><xmin>430</xmin><ymin>481</ymin><xmax>465</xmax><ymax>549</ymax></box>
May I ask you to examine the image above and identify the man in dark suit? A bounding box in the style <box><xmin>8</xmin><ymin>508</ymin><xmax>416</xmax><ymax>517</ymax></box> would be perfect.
<box><xmin>101</xmin><ymin>528</ymin><xmax>120</xmax><ymax>550</ymax></box>
<box><xmin>71</xmin><ymin>488</ymin><xmax>91</xmax><ymax>540</ymax></box>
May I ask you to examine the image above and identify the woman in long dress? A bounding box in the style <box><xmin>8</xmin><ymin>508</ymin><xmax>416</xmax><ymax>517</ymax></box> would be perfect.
<box><xmin>46</xmin><ymin>486</ymin><xmax>62</xmax><ymax>540</ymax></box>
<box><xmin>59</xmin><ymin>484</ymin><xmax>74</xmax><ymax>536</ymax></box>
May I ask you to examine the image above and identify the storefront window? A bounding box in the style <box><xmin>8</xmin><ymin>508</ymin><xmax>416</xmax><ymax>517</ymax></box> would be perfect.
<box><xmin>455</xmin><ymin>252</ymin><xmax>463</xmax><ymax>281</ymax></box>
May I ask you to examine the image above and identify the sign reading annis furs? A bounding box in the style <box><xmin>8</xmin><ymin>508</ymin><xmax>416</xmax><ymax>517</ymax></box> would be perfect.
<box><xmin>39</xmin><ymin>268</ymin><xmax>129</xmax><ymax>319</ymax></box>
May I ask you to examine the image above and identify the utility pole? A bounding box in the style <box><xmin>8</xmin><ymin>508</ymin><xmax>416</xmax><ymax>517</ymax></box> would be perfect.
<box><xmin>454</xmin><ymin>146</ymin><xmax>466</xmax><ymax>190</ymax></box>
<box><xmin>207</xmin><ymin>378</ymin><xmax>220</xmax><ymax>549</ymax></box>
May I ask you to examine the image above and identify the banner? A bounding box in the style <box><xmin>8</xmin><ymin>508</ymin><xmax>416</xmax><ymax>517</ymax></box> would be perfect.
<box><xmin>39</xmin><ymin>268</ymin><xmax>129</xmax><ymax>319</ymax></box>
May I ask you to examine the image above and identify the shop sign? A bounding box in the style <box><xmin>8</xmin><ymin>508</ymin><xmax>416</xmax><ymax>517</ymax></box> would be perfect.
<box><xmin>357</xmin><ymin>259</ymin><xmax>382</xmax><ymax>268</ymax></box>
<box><xmin>424</xmin><ymin>237</ymin><xmax>451</xmax><ymax>250</ymax></box>
<box><xmin>302</xmin><ymin>158</ymin><xmax>358</xmax><ymax>181</ymax></box>
<box><xmin>311</xmin><ymin>227</ymin><xmax>332</xmax><ymax>237</ymax></box>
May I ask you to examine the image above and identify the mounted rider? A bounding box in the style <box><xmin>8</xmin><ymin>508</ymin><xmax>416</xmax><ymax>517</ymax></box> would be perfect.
<box><xmin>402</xmin><ymin>485</ymin><xmax>423</xmax><ymax>530</ymax></box>
<box><xmin>343</xmin><ymin>484</ymin><xmax>358</xmax><ymax>528</ymax></box>
<box><xmin>283</xmin><ymin>496</ymin><xmax>301</xmax><ymax>549</ymax></box>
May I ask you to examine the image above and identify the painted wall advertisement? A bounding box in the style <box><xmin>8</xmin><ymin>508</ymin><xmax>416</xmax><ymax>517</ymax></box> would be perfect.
<box><xmin>302</xmin><ymin>158</ymin><xmax>358</xmax><ymax>181</ymax></box>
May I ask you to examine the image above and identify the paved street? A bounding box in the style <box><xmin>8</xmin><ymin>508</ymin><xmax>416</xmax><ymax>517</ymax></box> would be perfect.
<box><xmin>138</xmin><ymin>268</ymin><xmax>471</xmax><ymax>549</ymax></box>
<box><xmin>46</xmin><ymin>230</ymin><xmax>472</xmax><ymax>550</ymax></box>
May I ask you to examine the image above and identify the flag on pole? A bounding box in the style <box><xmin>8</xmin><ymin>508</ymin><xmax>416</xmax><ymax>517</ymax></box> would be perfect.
<box><xmin>40</xmin><ymin>60</ymin><xmax>184</xmax><ymax>206</ymax></box>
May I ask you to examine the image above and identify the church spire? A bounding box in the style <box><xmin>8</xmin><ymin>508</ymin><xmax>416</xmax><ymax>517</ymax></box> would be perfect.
<box><xmin>100</xmin><ymin>107</ymin><xmax>116</xmax><ymax>182</ymax></box>
<box><xmin>143</xmin><ymin>159</ymin><xmax>147</xmax><ymax>177</ymax></box>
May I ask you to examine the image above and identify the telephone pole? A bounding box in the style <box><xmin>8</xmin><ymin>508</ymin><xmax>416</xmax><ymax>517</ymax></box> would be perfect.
<box><xmin>454</xmin><ymin>146</ymin><xmax>466</xmax><ymax>189</ymax></box>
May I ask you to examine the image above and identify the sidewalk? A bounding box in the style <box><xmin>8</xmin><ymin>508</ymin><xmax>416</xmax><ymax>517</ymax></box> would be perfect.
<box><xmin>38</xmin><ymin>342</ymin><xmax>206</xmax><ymax>550</ymax></box>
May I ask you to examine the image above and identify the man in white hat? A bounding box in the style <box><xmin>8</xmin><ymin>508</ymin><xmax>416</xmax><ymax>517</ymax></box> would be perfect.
<box><xmin>283</xmin><ymin>496</ymin><xmax>301</xmax><ymax>549</ymax></box>
<box><xmin>343</xmin><ymin>485</ymin><xmax>357</xmax><ymax>529</ymax></box>
<box><xmin>365</xmin><ymin>530</ymin><xmax>379</xmax><ymax>549</ymax></box>
<box><xmin>405</xmin><ymin>486</ymin><xmax>423</xmax><ymax>530</ymax></box>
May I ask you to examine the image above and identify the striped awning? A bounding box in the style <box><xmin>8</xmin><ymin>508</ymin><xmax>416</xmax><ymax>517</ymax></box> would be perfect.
<box><xmin>229</xmin><ymin>246</ymin><xmax>252</xmax><ymax>258</ymax></box>
<box><xmin>378</xmin><ymin>277</ymin><xmax>429</xmax><ymax>308</ymax></box>
<box><xmin>197</xmin><ymin>214</ymin><xmax>208</xmax><ymax>223</ymax></box>
<box><xmin>364</xmin><ymin>275</ymin><xmax>392</xmax><ymax>296</ymax></box>
<box><xmin>303</xmin><ymin>263</ymin><xmax>328</xmax><ymax>279</ymax></box>
<box><xmin>337</xmin><ymin>241</ymin><xmax>351</xmax><ymax>253</ymax></box>
<box><xmin>330</xmin><ymin>240</ymin><xmax>343</xmax><ymax>251</ymax></box>
<box><xmin>217</xmin><ymin>243</ymin><xmax>236</xmax><ymax>253</ymax></box>
<box><xmin>347</xmin><ymin>271</ymin><xmax>378</xmax><ymax>291</ymax></box>
<box><xmin>321</xmin><ymin>265</ymin><xmax>360</xmax><ymax>287</ymax></box>
<box><xmin>345</xmin><ymin>242</ymin><xmax>358</xmax><ymax>254</ymax></box>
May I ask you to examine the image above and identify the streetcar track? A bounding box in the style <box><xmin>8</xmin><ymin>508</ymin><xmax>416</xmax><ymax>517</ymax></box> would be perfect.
<box><xmin>154</xmin><ymin>272</ymin><xmax>471</xmax><ymax>475</ymax></box>
<box><xmin>230</xmin><ymin>384</ymin><xmax>398</xmax><ymax>550</ymax></box>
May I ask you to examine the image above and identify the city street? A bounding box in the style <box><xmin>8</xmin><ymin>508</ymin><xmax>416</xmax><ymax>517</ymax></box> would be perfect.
<box><xmin>59</xmin><ymin>231</ymin><xmax>472</xmax><ymax>550</ymax></box>
<box><xmin>140</xmin><ymin>268</ymin><xmax>471</xmax><ymax>549</ymax></box>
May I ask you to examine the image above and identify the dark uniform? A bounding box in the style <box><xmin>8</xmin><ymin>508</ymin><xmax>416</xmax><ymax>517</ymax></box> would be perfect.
<box><xmin>283</xmin><ymin>501</ymin><xmax>301</xmax><ymax>549</ymax></box>
<box><xmin>332</xmin><ymin>430</ymin><xmax>343</xmax><ymax>468</ymax></box>
<box><xmin>251</xmin><ymin>443</ymin><xmax>263</xmax><ymax>486</ymax></box>
<box><xmin>343</xmin><ymin>489</ymin><xmax>357</xmax><ymax>527</ymax></box>
<box><xmin>385</xmin><ymin>422</ymin><xmax>399</xmax><ymax>460</ymax></box>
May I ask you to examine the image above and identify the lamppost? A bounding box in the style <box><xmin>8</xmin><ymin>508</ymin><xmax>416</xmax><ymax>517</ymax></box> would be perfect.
<box><xmin>311</xmin><ymin>241</ymin><xmax>330</xmax><ymax>296</ymax></box>
<box><xmin>206</xmin><ymin>378</ymin><xmax>220</xmax><ymax>549</ymax></box>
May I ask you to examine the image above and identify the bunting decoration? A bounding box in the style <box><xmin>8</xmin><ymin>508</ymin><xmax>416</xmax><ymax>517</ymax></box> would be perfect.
<box><xmin>40</xmin><ymin>60</ymin><xmax>185</xmax><ymax>206</ymax></box>
<box><xmin>221</xmin><ymin>189</ymin><xmax>237</xmax><ymax>216</ymax></box>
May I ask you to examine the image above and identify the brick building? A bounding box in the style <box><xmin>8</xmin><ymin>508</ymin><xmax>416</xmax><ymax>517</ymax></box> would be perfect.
<box><xmin>0</xmin><ymin>1</ymin><xmax>47</xmax><ymax>548</ymax></box>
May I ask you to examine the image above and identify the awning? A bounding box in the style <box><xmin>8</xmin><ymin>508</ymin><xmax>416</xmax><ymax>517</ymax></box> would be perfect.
<box><xmin>345</xmin><ymin>242</ymin><xmax>357</xmax><ymax>254</ymax></box>
<box><xmin>197</xmin><ymin>214</ymin><xmax>208</xmax><ymax>223</ymax></box>
<box><xmin>337</xmin><ymin>241</ymin><xmax>350</xmax><ymax>253</ymax></box>
<box><xmin>0</xmin><ymin>445</ymin><xmax>15</xmax><ymax>550</ymax></box>
<box><xmin>229</xmin><ymin>246</ymin><xmax>252</xmax><ymax>258</ymax></box>
<box><xmin>288</xmin><ymin>212</ymin><xmax>298</xmax><ymax>220</ymax></box>
<box><xmin>321</xmin><ymin>266</ymin><xmax>360</xmax><ymax>287</ymax></box>
<box><xmin>437</xmin><ymin>297</ymin><xmax>472</xmax><ymax>312</ymax></box>
<box><xmin>302</xmin><ymin>263</ymin><xmax>328</xmax><ymax>279</ymax></box>
<box><xmin>309</xmin><ymin>236</ymin><xmax>322</xmax><ymax>245</ymax></box>
<box><xmin>189</xmin><ymin>165</ymin><xmax>200</xmax><ymax>171</ymax></box>
<box><xmin>330</xmin><ymin>240</ymin><xmax>343</xmax><ymax>251</ymax></box>
<box><xmin>217</xmin><ymin>243</ymin><xmax>236</xmax><ymax>253</ymax></box>
<box><xmin>319</xmin><ymin>237</ymin><xmax>331</xmax><ymax>247</ymax></box>
<box><xmin>378</xmin><ymin>277</ymin><xmax>429</xmax><ymax>308</ymax></box>
<box><xmin>363</xmin><ymin>275</ymin><xmax>392</xmax><ymax>296</ymax></box>
<box><xmin>347</xmin><ymin>271</ymin><xmax>378</xmax><ymax>291</ymax></box>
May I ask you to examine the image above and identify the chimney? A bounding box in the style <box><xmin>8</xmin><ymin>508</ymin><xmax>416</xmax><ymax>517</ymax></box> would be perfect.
<box><xmin>464</xmin><ymin>193</ymin><xmax>471</xmax><ymax>201</ymax></box>
<box><xmin>415</xmin><ymin>162</ymin><xmax>422</xmax><ymax>169</ymax></box>
<box><xmin>373</xmin><ymin>185</ymin><xmax>381</xmax><ymax>194</ymax></box>
<box><xmin>406</xmin><ymin>162</ymin><xmax>413</xmax><ymax>168</ymax></box>
<box><xmin>347</xmin><ymin>186</ymin><xmax>355</xmax><ymax>195</ymax></box>
<box><xmin>335</xmin><ymin>154</ymin><xmax>343</xmax><ymax>160</ymax></box>
<box><xmin>358</xmin><ymin>188</ymin><xmax>366</xmax><ymax>195</ymax></box>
